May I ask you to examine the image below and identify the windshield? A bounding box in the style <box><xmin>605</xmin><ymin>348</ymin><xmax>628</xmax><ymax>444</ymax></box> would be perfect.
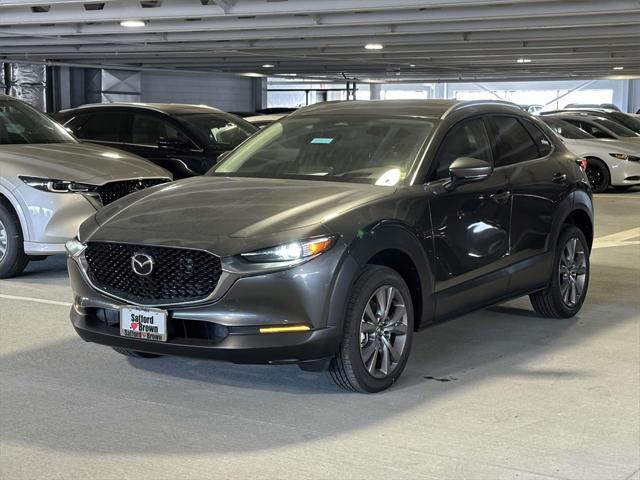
<box><xmin>0</xmin><ymin>99</ymin><xmax>75</xmax><ymax>145</ymax></box>
<box><xmin>542</xmin><ymin>117</ymin><xmax>593</xmax><ymax>139</ymax></box>
<box><xmin>608</xmin><ymin>112</ymin><xmax>640</xmax><ymax>134</ymax></box>
<box><xmin>176</xmin><ymin>112</ymin><xmax>257</xmax><ymax>150</ymax></box>
<box><xmin>594</xmin><ymin>118</ymin><xmax>639</xmax><ymax>137</ymax></box>
<box><xmin>211</xmin><ymin>114</ymin><xmax>435</xmax><ymax>186</ymax></box>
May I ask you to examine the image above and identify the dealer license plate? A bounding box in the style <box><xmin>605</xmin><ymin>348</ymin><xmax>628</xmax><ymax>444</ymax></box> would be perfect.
<box><xmin>120</xmin><ymin>307</ymin><xmax>167</xmax><ymax>342</ymax></box>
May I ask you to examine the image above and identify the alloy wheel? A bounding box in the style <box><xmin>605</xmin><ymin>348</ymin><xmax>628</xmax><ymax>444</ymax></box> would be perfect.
<box><xmin>359</xmin><ymin>285</ymin><xmax>409</xmax><ymax>379</ymax></box>
<box><xmin>558</xmin><ymin>236</ymin><xmax>587</xmax><ymax>308</ymax></box>
<box><xmin>586</xmin><ymin>164</ymin><xmax>605</xmax><ymax>192</ymax></box>
<box><xmin>0</xmin><ymin>219</ymin><xmax>7</xmax><ymax>263</ymax></box>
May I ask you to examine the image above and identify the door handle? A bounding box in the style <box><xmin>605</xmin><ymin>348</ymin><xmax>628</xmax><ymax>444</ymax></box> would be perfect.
<box><xmin>552</xmin><ymin>173</ymin><xmax>568</xmax><ymax>184</ymax></box>
<box><xmin>489</xmin><ymin>190</ymin><xmax>511</xmax><ymax>203</ymax></box>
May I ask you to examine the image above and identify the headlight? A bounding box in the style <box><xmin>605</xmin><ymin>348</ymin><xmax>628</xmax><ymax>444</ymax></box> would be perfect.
<box><xmin>20</xmin><ymin>176</ymin><xmax>96</xmax><ymax>193</ymax></box>
<box><xmin>240</xmin><ymin>236</ymin><xmax>336</xmax><ymax>263</ymax></box>
<box><xmin>65</xmin><ymin>238</ymin><xmax>86</xmax><ymax>257</ymax></box>
<box><xmin>609</xmin><ymin>153</ymin><xmax>639</xmax><ymax>161</ymax></box>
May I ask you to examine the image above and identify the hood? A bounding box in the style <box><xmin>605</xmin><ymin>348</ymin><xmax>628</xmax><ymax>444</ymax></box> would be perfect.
<box><xmin>89</xmin><ymin>176</ymin><xmax>395</xmax><ymax>254</ymax></box>
<box><xmin>0</xmin><ymin>143</ymin><xmax>171</xmax><ymax>183</ymax></box>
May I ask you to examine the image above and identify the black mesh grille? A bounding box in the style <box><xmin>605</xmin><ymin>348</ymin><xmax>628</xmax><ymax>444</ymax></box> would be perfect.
<box><xmin>84</xmin><ymin>242</ymin><xmax>222</xmax><ymax>305</ymax></box>
<box><xmin>97</xmin><ymin>179</ymin><xmax>167</xmax><ymax>206</ymax></box>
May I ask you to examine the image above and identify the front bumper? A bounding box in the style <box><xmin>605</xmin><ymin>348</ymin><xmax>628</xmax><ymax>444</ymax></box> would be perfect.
<box><xmin>67</xmin><ymin>244</ymin><xmax>358</xmax><ymax>364</ymax></box>
<box><xmin>16</xmin><ymin>185</ymin><xmax>98</xmax><ymax>254</ymax></box>
<box><xmin>71</xmin><ymin>306</ymin><xmax>341</xmax><ymax>363</ymax></box>
<box><xmin>609</xmin><ymin>158</ymin><xmax>640</xmax><ymax>186</ymax></box>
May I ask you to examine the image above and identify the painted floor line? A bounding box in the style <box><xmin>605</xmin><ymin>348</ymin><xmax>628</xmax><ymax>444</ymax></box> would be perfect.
<box><xmin>0</xmin><ymin>294</ymin><xmax>71</xmax><ymax>307</ymax></box>
<box><xmin>592</xmin><ymin>227</ymin><xmax>640</xmax><ymax>249</ymax></box>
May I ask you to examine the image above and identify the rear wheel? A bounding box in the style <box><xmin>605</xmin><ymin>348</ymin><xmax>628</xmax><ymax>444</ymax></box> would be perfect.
<box><xmin>0</xmin><ymin>204</ymin><xmax>29</xmax><ymax>279</ymax></box>
<box><xmin>111</xmin><ymin>347</ymin><xmax>162</xmax><ymax>358</ymax></box>
<box><xmin>530</xmin><ymin>225</ymin><xmax>589</xmax><ymax>318</ymax></box>
<box><xmin>585</xmin><ymin>158</ymin><xmax>610</xmax><ymax>193</ymax></box>
<box><xmin>329</xmin><ymin>265</ymin><xmax>414</xmax><ymax>393</ymax></box>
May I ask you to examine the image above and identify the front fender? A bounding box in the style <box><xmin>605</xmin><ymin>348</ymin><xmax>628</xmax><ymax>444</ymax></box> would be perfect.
<box><xmin>0</xmin><ymin>183</ymin><xmax>31</xmax><ymax>241</ymax></box>
<box><xmin>340</xmin><ymin>222</ymin><xmax>435</xmax><ymax>328</ymax></box>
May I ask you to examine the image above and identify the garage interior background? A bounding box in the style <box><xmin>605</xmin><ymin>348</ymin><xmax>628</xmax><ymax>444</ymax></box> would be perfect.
<box><xmin>1</xmin><ymin>0</ymin><xmax>639</xmax><ymax>113</ymax></box>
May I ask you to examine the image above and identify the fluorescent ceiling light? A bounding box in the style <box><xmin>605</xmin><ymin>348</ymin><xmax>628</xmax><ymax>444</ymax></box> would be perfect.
<box><xmin>120</xmin><ymin>20</ymin><xmax>145</xmax><ymax>27</ymax></box>
<box><xmin>613</xmin><ymin>66</ymin><xmax>624</xmax><ymax>70</ymax></box>
<box><xmin>261</xmin><ymin>64</ymin><xmax>275</xmax><ymax>68</ymax></box>
<box><xmin>516</xmin><ymin>58</ymin><xmax>532</xmax><ymax>64</ymax></box>
<box><xmin>241</xmin><ymin>72</ymin><xmax>266</xmax><ymax>78</ymax></box>
<box><xmin>364</xmin><ymin>43</ymin><xmax>383</xmax><ymax>50</ymax></box>
<box><xmin>409</xmin><ymin>64</ymin><xmax>416</xmax><ymax>67</ymax></box>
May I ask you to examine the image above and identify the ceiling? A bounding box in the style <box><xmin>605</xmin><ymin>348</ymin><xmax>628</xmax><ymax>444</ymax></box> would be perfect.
<box><xmin>1</xmin><ymin>0</ymin><xmax>639</xmax><ymax>82</ymax></box>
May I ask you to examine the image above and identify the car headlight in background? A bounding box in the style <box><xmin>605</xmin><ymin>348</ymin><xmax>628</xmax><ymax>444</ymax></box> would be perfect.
<box><xmin>609</xmin><ymin>153</ymin><xmax>640</xmax><ymax>161</ymax></box>
<box><xmin>20</xmin><ymin>176</ymin><xmax>96</xmax><ymax>193</ymax></box>
<box><xmin>240</xmin><ymin>236</ymin><xmax>336</xmax><ymax>263</ymax></box>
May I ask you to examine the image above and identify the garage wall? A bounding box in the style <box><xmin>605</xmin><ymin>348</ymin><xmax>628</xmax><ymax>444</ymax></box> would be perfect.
<box><xmin>140</xmin><ymin>71</ymin><xmax>256</xmax><ymax>111</ymax></box>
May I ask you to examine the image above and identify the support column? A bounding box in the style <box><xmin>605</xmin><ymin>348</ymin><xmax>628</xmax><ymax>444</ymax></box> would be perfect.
<box><xmin>370</xmin><ymin>83</ymin><xmax>381</xmax><ymax>100</ymax></box>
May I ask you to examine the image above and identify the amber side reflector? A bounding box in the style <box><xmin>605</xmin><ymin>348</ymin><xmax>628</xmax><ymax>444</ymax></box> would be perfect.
<box><xmin>259</xmin><ymin>325</ymin><xmax>311</xmax><ymax>334</ymax></box>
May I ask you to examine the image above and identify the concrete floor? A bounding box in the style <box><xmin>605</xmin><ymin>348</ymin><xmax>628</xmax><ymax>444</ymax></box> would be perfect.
<box><xmin>1</xmin><ymin>191</ymin><xmax>639</xmax><ymax>480</ymax></box>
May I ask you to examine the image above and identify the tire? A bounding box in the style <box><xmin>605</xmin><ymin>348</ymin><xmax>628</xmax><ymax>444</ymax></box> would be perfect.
<box><xmin>0</xmin><ymin>203</ymin><xmax>29</xmax><ymax>279</ymax></box>
<box><xmin>585</xmin><ymin>158</ymin><xmax>610</xmax><ymax>193</ymax></box>
<box><xmin>329</xmin><ymin>265</ymin><xmax>414</xmax><ymax>393</ymax></box>
<box><xmin>530</xmin><ymin>225</ymin><xmax>590</xmax><ymax>318</ymax></box>
<box><xmin>111</xmin><ymin>347</ymin><xmax>162</xmax><ymax>358</ymax></box>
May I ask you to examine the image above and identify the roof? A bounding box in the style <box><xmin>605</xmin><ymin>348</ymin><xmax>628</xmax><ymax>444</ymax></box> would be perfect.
<box><xmin>58</xmin><ymin>102</ymin><xmax>224</xmax><ymax>116</ymax></box>
<box><xmin>292</xmin><ymin>99</ymin><xmax>524</xmax><ymax>119</ymax></box>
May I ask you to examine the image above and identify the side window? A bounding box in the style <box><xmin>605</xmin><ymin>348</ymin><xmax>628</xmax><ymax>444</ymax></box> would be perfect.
<box><xmin>565</xmin><ymin>119</ymin><xmax>613</xmax><ymax>139</ymax></box>
<box><xmin>489</xmin><ymin>116</ymin><xmax>539</xmax><ymax>167</ymax></box>
<box><xmin>522</xmin><ymin>119</ymin><xmax>552</xmax><ymax>157</ymax></box>
<box><xmin>127</xmin><ymin>113</ymin><xmax>186</xmax><ymax>146</ymax></box>
<box><xmin>431</xmin><ymin>118</ymin><xmax>491</xmax><ymax>181</ymax></box>
<box><xmin>74</xmin><ymin>112</ymin><xmax>128</xmax><ymax>142</ymax></box>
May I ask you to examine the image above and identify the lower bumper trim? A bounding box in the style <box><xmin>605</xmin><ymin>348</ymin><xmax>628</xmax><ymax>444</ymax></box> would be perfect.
<box><xmin>71</xmin><ymin>308</ymin><xmax>341</xmax><ymax>364</ymax></box>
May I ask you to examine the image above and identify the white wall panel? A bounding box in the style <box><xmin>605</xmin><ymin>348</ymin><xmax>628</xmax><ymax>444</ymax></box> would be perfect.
<box><xmin>140</xmin><ymin>71</ymin><xmax>255</xmax><ymax>112</ymax></box>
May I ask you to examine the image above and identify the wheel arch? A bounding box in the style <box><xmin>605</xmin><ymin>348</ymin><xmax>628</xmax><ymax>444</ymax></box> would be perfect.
<box><xmin>0</xmin><ymin>186</ymin><xmax>29</xmax><ymax>241</ymax></box>
<box><xmin>345</xmin><ymin>222</ymin><xmax>435</xmax><ymax>329</ymax></box>
<box><xmin>550</xmin><ymin>190</ymin><xmax>594</xmax><ymax>253</ymax></box>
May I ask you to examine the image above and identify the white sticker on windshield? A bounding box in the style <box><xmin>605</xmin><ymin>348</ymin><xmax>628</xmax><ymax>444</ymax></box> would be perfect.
<box><xmin>310</xmin><ymin>137</ymin><xmax>334</xmax><ymax>144</ymax></box>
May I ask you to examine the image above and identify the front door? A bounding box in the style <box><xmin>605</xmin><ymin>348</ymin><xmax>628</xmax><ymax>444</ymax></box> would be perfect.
<box><xmin>425</xmin><ymin>117</ymin><xmax>512</xmax><ymax>319</ymax></box>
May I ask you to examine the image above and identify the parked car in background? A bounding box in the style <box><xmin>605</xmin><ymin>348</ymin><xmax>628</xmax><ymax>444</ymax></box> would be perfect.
<box><xmin>565</xmin><ymin>103</ymin><xmax>621</xmax><ymax>112</ymax></box>
<box><xmin>0</xmin><ymin>94</ymin><xmax>171</xmax><ymax>278</ymax></box>
<box><xmin>544</xmin><ymin>108</ymin><xmax>640</xmax><ymax>134</ymax></box>
<box><xmin>244</xmin><ymin>113</ymin><xmax>288</xmax><ymax>128</ymax></box>
<box><xmin>57</xmin><ymin>103</ymin><xmax>258</xmax><ymax>179</ymax></box>
<box><xmin>519</xmin><ymin>104</ymin><xmax>544</xmax><ymax>114</ymax></box>
<box><xmin>541</xmin><ymin>116</ymin><xmax>640</xmax><ymax>192</ymax></box>
<box><xmin>541</xmin><ymin>112</ymin><xmax>640</xmax><ymax>144</ymax></box>
<box><xmin>67</xmin><ymin>100</ymin><xmax>593</xmax><ymax>392</ymax></box>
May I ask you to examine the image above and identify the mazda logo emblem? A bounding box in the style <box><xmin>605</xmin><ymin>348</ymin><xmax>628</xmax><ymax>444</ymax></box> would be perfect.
<box><xmin>131</xmin><ymin>253</ymin><xmax>154</xmax><ymax>276</ymax></box>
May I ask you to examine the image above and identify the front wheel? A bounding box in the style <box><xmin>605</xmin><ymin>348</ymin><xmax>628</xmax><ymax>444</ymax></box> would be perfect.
<box><xmin>0</xmin><ymin>204</ymin><xmax>29</xmax><ymax>279</ymax></box>
<box><xmin>329</xmin><ymin>265</ymin><xmax>414</xmax><ymax>393</ymax></box>
<box><xmin>585</xmin><ymin>158</ymin><xmax>610</xmax><ymax>193</ymax></box>
<box><xmin>530</xmin><ymin>225</ymin><xmax>590</xmax><ymax>318</ymax></box>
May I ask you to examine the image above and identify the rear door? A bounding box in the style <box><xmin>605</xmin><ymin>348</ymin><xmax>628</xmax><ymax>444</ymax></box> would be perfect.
<box><xmin>487</xmin><ymin>115</ymin><xmax>571</xmax><ymax>292</ymax></box>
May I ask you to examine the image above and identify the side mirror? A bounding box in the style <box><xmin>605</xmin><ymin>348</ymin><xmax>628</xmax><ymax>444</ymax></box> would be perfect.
<box><xmin>157</xmin><ymin>137</ymin><xmax>189</xmax><ymax>151</ymax></box>
<box><xmin>445</xmin><ymin>157</ymin><xmax>493</xmax><ymax>191</ymax></box>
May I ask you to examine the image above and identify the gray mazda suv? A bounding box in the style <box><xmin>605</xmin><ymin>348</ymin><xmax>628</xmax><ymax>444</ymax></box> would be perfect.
<box><xmin>68</xmin><ymin>100</ymin><xmax>593</xmax><ymax>392</ymax></box>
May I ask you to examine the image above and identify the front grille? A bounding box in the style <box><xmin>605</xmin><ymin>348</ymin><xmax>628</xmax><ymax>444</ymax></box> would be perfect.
<box><xmin>97</xmin><ymin>179</ymin><xmax>167</xmax><ymax>206</ymax></box>
<box><xmin>84</xmin><ymin>242</ymin><xmax>222</xmax><ymax>305</ymax></box>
